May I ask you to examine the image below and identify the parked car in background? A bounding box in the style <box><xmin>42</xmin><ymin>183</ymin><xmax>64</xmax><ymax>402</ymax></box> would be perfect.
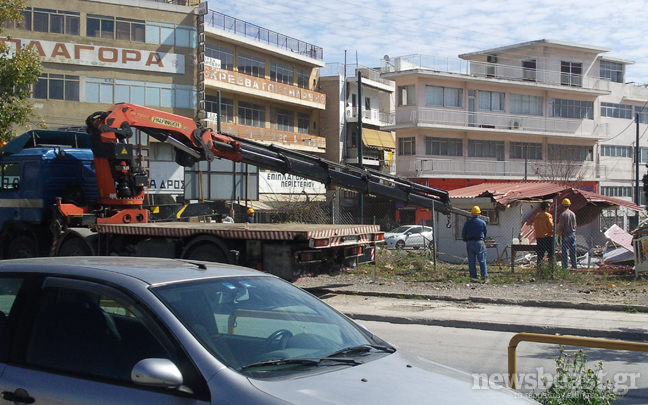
<box><xmin>0</xmin><ymin>257</ymin><xmax>536</xmax><ymax>404</ymax></box>
<box><xmin>384</xmin><ymin>225</ymin><xmax>434</xmax><ymax>249</ymax></box>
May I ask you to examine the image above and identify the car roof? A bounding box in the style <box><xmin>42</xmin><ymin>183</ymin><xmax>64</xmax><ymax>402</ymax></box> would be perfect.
<box><xmin>0</xmin><ymin>257</ymin><xmax>266</xmax><ymax>286</ymax></box>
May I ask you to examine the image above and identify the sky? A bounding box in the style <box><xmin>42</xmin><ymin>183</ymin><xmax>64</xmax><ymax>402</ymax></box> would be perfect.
<box><xmin>208</xmin><ymin>0</ymin><xmax>648</xmax><ymax>84</ymax></box>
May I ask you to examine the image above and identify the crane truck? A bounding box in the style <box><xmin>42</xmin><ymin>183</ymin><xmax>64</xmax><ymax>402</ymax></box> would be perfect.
<box><xmin>0</xmin><ymin>103</ymin><xmax>460</xmax><ymax>281</ymax></box>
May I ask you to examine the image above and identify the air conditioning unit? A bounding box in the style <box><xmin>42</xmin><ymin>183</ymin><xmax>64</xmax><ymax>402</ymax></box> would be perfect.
<box><xmin>487</xmin><ymin>55</ymin><xmax>497</xmax><ymax>63</ymax></box>
<box><xmin>510</xmin><ymin>120</ymin><xmax>522</xmax><ymax>130</ymax></box>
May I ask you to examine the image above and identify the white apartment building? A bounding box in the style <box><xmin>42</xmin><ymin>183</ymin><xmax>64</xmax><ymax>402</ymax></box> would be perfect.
<box><xmin>382</xmin><ymin>39</ymin><xmax>647</xmax><ymax>224</ymax></box>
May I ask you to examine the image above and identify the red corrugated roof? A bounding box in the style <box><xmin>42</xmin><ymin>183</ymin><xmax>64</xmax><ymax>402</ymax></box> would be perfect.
<box><xmin>449</xmin><ymin>182</ymin><xmax>641</xmax><ymax>211</ymax></box>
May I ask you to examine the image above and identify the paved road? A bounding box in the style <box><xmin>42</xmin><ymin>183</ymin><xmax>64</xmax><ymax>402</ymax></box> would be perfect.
<box><xmin>363</xmin><ymin>321</ymin><xmax>648</xmax><ymax>405</ymax></box>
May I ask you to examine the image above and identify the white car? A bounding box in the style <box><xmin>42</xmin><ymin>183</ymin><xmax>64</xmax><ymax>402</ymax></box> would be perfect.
<box><xmin>384</xmin><ymin>225</ymin><xmax>434</xmax><ymax>249</ymax></box>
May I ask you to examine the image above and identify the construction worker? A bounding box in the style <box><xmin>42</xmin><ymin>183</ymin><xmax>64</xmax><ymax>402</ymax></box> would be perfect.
<box><xmin>461</xmin><ymin>206</ymin><xmax>488</xmax><ymax>283</ymax></box>
<box><xmin>533</xmin><ymin>201</ymin><xmax>554</xmax><ymax>266</ymax></box>
<box><xmin>559</xmin><ymin>198</ymin><xmax>577</xmax><ymax>269</ymax></box>
<box><xmin>246</xmin><ymin>208</ymin><xmax>255</xmax><ymax>223</ymax></box>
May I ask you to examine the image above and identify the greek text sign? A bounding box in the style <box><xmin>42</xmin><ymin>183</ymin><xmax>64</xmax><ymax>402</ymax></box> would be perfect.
<box><xmin>259</xmin><ymin>171</ymin><xmax>325</xmax><ymax>194</ymax></box>
<box><xmin>148</xmin><ymin>162</ymin><xmax>185</xmax><ymax>194</ymax></box>
<box><xmin>1</xmin><ymin>37</ymin><xmax>185</xmax><ymax>74</ymax></box>
<box><xmin>204</xmin><ymin>66</ymin><xmax>325</xmax><ymax>105</ymax></box>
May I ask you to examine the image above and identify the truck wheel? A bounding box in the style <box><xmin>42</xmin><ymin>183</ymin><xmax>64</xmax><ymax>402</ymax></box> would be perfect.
<box><xmin>186</xmin><ymin>243</ymin><xmax>228</xmax><ymax>263</ymax></box>
<box><xmin>58</xmin><ymin>238</ymin><xmax>93</xmax><ymax>256</ymax></box>
<box><xmin>8</xmin><ymin>236</ymin><xmax>37</xmax><ymax>258</ymax></box>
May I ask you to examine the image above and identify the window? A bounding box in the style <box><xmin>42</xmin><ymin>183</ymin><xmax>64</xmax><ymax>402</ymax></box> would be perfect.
<box><xmin>270</xmin><ymin>61</ymin><xmax>293</xmax><ymax>85</ymax></box>
<box><xmin>238</xmin><ymin>52</ymin><xmax>265</xmax><ymax>78</ymax></box>
<box><xmin>145</xmin><ymin>22</ymin><xmax>196</xmax><ymax>48</ymax></box>
<box><xmin>601</xmin><ymin>102</ymin><xmax>632</xmax><ymax>119</ymax></box>
<box><xmin>425</xmin><ymin>86</ymin><xmax>462</xmax><ymax>108</ymax></box>
<box><xmin>0</xmin><ymin>278</ymin><xmax>23</xmax><ymax>341</ymax></box>
<box><xmin>641</xmin><ymin>147</ymin><xmax>648</xmax><ymax>164</ymax></box>
<box><xmin>600</xmin><ymin>186</ymin><xmax>632</xmax><ymax>198</ymax></box>
<box><xmin>115</xmin><ymin>18</ymin><xmax>145</xmax><ymax>42</ymax></box>
<box><xmin>205</xmin><ymin>96</ymin><xmax>234</xmax><ymax>123</ymax></box>
<box><xmin>238</xmin><ymin>101</ymin><xmax>265</xmax><ymax>127</ymax></box>
<box><xmin>522</xmin><ymin>60</ymin><xmax>536</xmax><ymax>82</ymax></box>
<box><xmin>468</xmin><ymin>139</ymin><xmax>504</xmax><ymax>158</ymax></box>
<box><xmin>297</xmin><ymin>113</ymin><xmax>310</xmax><ymax>134</ymax></box>
<box><xmin>455</xmin><ymin>209</ymin><xmax>498</xmax><ymax>238</ymax></box>
<box><xmin>86</xmin><ymin>78</ymin><xmax>195</xmax><ymax>109</ymax></box>
<box><xmin>425</xmin><ymin>137</ymin><xmax>462</xmax><ymax>156</ymax></box>
<box><xmin>478</xmin><ymin>91</ymin><xmax>504</xmax><ymax>111</ymax></box>
<box><xmin>600</xmin><ymin>61</ymin><xmax>624</xmax><ymax>83</ymax></box>
<box><xmin>398</xmin><ymin>85</ymin><xmax>415</xmax><ymax>106</ymax></box>
<box><xmin>548</xmin><ymin>98</ymin><xmax>593</xmax><ymax>119</ymax></box>
<box><xmin>510</xmin><ymin>94</ymin><xmax>542</xmax><ymax>116</ymax></box>
<box><xmin>365</xmin><ymin>97</ymin><xmax>371</xmax><ymax>112</ymax></box>
<box><xmin>561</xmin><ymin>61</ymin><xmax>583</xmax><ymax>87</ymax></box>
<box><xmin>601</xmin><ymin>145</ymin><xmax>632</xmax><ymax>158</ymax></box>
<box><xmin>398</xmin><ymin>137</ymin><xmax>416</xmax><ymax>155</ymax></box>
<box><xmin>205</xmin><ymin>44</ymin><xmax>234</xmax><ymax>71</ymax></box>
<box><xmin>33</xmin><ymin>74</ymin><xmax>79</xmax><ymax>101</ymax></box>
<box><xmin>297</xmin><ymin>69</ymin><xmax>310</xmax><ymax>89</ymax></box>
<box><xmin>510</xmin><ymin>142</ymin><xmax>542</xmax><ymax>160</ymax></box>
<box><xmin>548</xmin><ymin>144</ymin><xmax>592</xmax><ymax>161</ymax></box>
<box><xmin>1</xmin><ymin>164</ymin><xmax>20</xmax><ymax>190</ymax></box>
<box><xmin>275</xmin><ymin>108</ymin><xmax>294</xmax><ymax>131</ymax></box>
<box><xmin>19</xmin><ymin>7</ymin><xmax>79</xmax><ymax>35</ymax></box>
<box><xmin>86</xmin><ymin>14</ymin><xmax>114</xmax><ymax>39</ymax></box>
<box><xmin>24</xmin><ymin>280</ymin><xmax>176</xmax><ymax>384</ymax></box>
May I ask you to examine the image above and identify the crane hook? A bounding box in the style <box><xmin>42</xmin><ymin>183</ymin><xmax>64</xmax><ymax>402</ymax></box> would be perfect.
<box><xmin>446</xmin><ymin>213</ymin><xmax>452</xmax><ymax>228</ymax></box>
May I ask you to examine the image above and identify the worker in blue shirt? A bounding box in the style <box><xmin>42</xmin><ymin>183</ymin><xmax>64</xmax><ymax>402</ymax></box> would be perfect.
<box><xmin>461</xmin><ymin>206</ymin><xmax>488</xmax><ymax>283</ymax></box>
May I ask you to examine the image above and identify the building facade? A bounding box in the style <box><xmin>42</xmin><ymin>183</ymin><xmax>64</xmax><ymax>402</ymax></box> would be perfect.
<box><xmin>382</xmin><ymin>39</ymin><xmax>647</xmax><ymax>224</ymax></box>
<box><xmin>185</xmin><ymin>10</ymin><xmax>327</xmax><ymax>216</ymax></box>
<box><xmin>2</xmin><ymin>0</ymin><xmax>199</xmax><ymax>202</ymax></box>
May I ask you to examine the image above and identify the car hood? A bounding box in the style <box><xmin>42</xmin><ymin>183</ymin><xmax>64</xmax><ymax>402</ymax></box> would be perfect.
<box><xmin>248</xmin><ymin>350</ymin><xmax>537</xmax><ymax>404</ymax></box>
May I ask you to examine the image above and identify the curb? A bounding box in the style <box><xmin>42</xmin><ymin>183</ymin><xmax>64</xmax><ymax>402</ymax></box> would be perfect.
<box><xmin>304</xmin><ymin>287</ymin><xmax>648</xmax><ymax>341</ymax></box>
<box><xmin>303</xmin><ymin>287</ymin><xmax>648</xmax><ymax>313</ymax></box>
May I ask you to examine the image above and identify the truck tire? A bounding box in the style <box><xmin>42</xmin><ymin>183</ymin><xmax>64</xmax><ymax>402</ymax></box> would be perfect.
<box><xmin>8</xmin><ymin>236</ymin><xmax>37</xmax><ymax>258</ymax></box>
<box><xmin>58</xmin><ymin>238</ymin><xmax>93</xmax><ymax>256</ymax></box>
<box><xmin>185</xmin><ymin>243</ymin><xmax>228</xmax><ymax>263</ymax></box>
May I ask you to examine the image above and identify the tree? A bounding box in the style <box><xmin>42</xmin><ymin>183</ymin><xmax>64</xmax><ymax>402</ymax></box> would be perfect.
<box><xmin>533</xmin><ymin>145</ymin><xmax>590</xmax><ymax>186</ymax></box>
<box><xmin>0</xmin><ymin>0</ymin><xmax>41</xmax><ymax>142</ymax></box>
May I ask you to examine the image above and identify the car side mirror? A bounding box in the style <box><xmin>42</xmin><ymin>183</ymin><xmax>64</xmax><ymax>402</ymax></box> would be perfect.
<box><xmin>132</xmin><ymin>358</ymin><xmax>183</xmax><ymax>389</ymax></box>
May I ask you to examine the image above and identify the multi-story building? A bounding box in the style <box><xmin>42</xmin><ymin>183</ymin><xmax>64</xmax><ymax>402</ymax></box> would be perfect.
<box><xmin>319</xmin><ymin>63</ymin><xmax>396</xmax><ymax>225</ymax></box>
<box><xmin>382</xmin><ymin>39</ymin><xmax>647</xmax><ymax>224</ymax></box>
<box><xmin>2</xmin><ymin>0</ymin><xmax>199</xmax><ymax>203</ymax></box>
<box><xmin>185</xmin><ymin>10</ymin><xmax>327</xmax><ymax>217</ymax></box>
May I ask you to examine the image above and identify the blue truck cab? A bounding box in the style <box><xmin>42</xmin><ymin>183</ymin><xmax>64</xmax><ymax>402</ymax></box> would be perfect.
<box><xmin>0</xmin><ymin>130</ymin><xmax>98</xmax><ymax>258</ymax></box>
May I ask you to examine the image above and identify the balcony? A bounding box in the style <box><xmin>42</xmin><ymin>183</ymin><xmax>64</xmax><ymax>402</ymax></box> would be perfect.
<box><xmin>394</xmin><ymin>107</ymin><xmax>607</xmax><ymax>138</ymax></box>
<box><xmin>398</xmin><ymin>156</ymin><xmax>605</xmax><ymax>181</ymax></box>
<box><xmin>344</xmin><ymin>148</ymin><xmax>381</xmax><ymax>167</ymax></box>
<box><xmin>204</xmin><ymin>10</ymin><xmax>323</xmax><ymax>60</ymax></box>
<box><xmin>346</xmin><ymin>107</ymin><xmax>395</xmax><ymax>126</ymax></box>
<box><xmin>381</xmin><ymin>55</ymin><xmax>611</xmax><ymax>93</ymax></box>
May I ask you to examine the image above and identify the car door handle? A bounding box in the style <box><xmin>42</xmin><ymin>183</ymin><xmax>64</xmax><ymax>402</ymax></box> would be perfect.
<box><xmin>1</xmin><ymin>388</ymin><xmax>35</xmax><ymax>404</ymax></box>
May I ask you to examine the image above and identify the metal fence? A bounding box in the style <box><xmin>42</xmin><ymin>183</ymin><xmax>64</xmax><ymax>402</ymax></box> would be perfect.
<box><xmin>251</xmin><ymin>194</ymin><xmax>638</xmax><ymax>271</ymax></box>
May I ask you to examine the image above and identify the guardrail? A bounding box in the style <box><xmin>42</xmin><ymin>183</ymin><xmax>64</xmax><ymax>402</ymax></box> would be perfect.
<box><xmin>508</xmin><ymin>332</ymin><xmax>648</xmax><ymax>389</ymax></box>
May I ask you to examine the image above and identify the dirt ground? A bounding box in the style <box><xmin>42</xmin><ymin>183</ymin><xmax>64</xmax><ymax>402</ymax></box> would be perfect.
<box><xmin>294</xmin><ymin>264</ymin><xmax>648</xmax><ymax>310</ymax></box>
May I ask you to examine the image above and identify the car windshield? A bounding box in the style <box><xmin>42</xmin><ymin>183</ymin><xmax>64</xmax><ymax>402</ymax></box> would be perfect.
<box><xmin>152</xmin><ymin>276</ymin><xmax>383</xmax><ymax>376</ymax></box>
<box><xmin>388</xmin><ymin>226</ymin><xmax>411</xmax><ymax>234</ymax></box>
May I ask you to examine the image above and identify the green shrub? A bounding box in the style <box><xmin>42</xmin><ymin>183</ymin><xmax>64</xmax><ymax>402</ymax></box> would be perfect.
<box><xmin>532</xmin><ymin>346</ymin><xmax>616</xmax><ymax>405</ymax></box>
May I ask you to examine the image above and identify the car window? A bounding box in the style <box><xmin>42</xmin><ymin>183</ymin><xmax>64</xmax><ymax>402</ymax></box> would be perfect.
<box><xmin>408</xmin><ymin>227</ymin><xmax>422</xmax><ymax>234</ymax></box>
<box><xmin>0</xmin><ymin>277</ymin><xmax>23</xmax><ymax>341</ymax></box>
<box><xmin>21</xmin><ymin>278</ymin><xmax>201</xmax><ymax>389</ymax></box>
<box><xmin>153</xmin><ymin>276</ymin><xmax>377</xmax><ymax>375</ymax></box>
<box><xmin>389</xmin><ymin>226</ymin><xmax>410</xmax><ymax>234</ymax></box>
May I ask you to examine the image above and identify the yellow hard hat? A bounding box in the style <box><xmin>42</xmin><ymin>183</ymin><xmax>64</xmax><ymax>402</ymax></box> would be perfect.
<box><xmin>247</xmin><ymin>208</ymin><xmax>255</xmax><ymax>214</ymax></box>
<box><xmin>562</xmin><ymin>198</ymin><xmax>571</xmax><ymax>206</ymax></box>
<box><xmin>471</xmin><ymin>206</ymin><xmax>481</xmax><ymax>214</ymax></box>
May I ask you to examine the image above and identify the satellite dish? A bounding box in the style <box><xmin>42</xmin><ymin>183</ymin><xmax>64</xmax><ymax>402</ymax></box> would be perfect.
<box><xmin>383</xmin><ymin>55</ymin><xmax>390</xmax><ymax>61</ymax></box>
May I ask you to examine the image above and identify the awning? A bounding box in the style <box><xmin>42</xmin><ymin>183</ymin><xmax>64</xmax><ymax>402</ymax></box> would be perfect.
<box><xmin>362</xmin><ymin>129</ymin><xmax>395</xmax><ymax>149</ymax></box>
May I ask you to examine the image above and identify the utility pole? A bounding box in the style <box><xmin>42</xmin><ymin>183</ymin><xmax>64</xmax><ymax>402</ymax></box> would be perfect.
<box><xmin>636</xmin><ymin>113</ymin><xmax>640</xmax><ymax>207</ymax></box>
<box><xmin>358</xmin><ymin>71</ymin><xmax>364</xmax><ymax>224</ymax></box>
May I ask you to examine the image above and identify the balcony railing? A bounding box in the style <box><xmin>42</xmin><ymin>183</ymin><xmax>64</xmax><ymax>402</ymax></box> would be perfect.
<box><xmin>395</xmin><ymin>107</ymin><xmax>607</xmax><ymax>137</ymax></box>
<box><xmin>321</xmin><ymin>63</ymin><xmax>394</xmax><ymax>87</ymax></box>
<box><xmin>346</xmin><ymin>107</ymin><xmax>395</xmax><ymax>125</ymax></box>
<box><xmin>399</xmin><ymin>156</ymin><xmax>605</xmax><ymax>180</ymax></box>
<box><xmin>204</xmin><ymin>10</ymin><xmax>323</xmax><ymax>60</ymax></box>
<box><xmin>381</xmin><ymin>55</ymin><xmax>611</xmax><ymax>92</ymax></box>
